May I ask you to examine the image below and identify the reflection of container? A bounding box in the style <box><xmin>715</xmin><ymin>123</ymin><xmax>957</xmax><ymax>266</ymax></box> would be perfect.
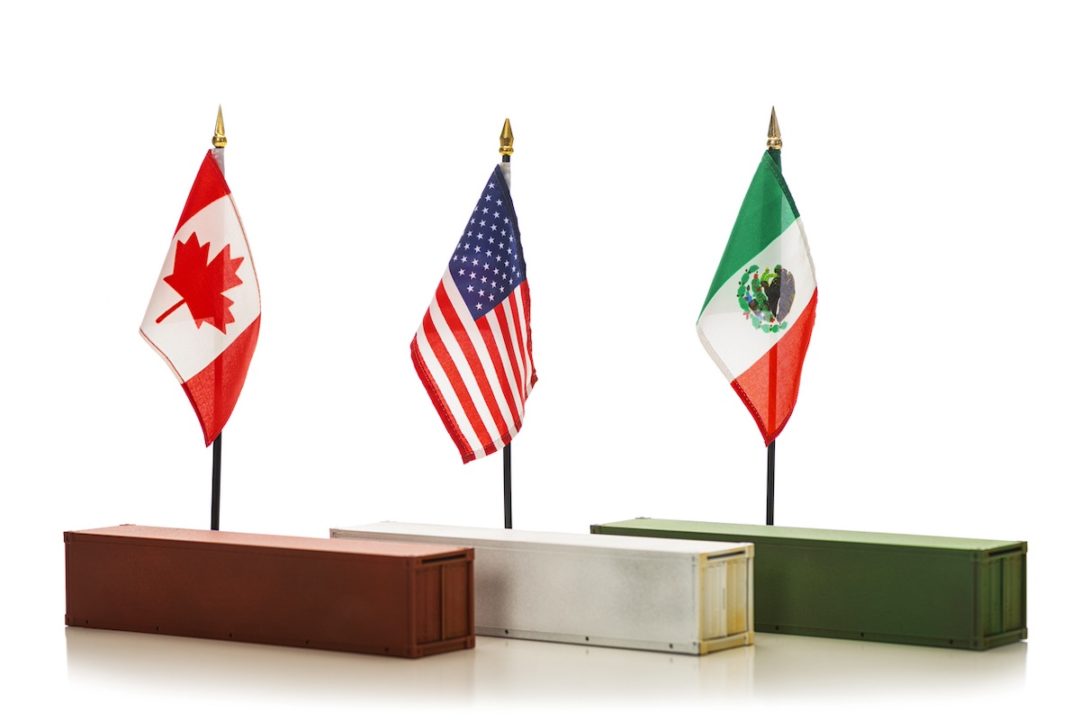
<box><xmin>331</xmin><ymin>522</ymin><xmax>753</xmax><ymax>655</ymax></box>
<box><xmin>592</xmin><ymin>518</ymin><xmax>1027</xmax><ymax>650</ymax></box>
<box><xmin>64</xmin><ymin>525</ymin><xmax>474</xmax><ymax>658</ymax></box>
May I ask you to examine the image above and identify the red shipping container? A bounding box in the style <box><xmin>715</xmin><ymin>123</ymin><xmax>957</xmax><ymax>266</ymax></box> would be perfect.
<box><xmin>65</xmin><ymin>525</ymin><xmax>475</xmax><ymax>658</ymax></box>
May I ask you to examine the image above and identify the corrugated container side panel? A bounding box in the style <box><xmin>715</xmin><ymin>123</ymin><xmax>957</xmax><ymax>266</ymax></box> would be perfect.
<box><xmin>66</xmin><ymin>536</ymin><xmax>407</xmax><ymax>650</ymax></box>
<box><xmin>1003</xmin><ymin>554</ymin><xmax>1025</xmax><ymax>632</ymax></box>
<box><xmin>747</xmin><ymin>555</ymin><xmax>755</xmax><ymax>641</ymax></box>
<box><xmin>749</xmin><ymin>543</ymin><xmax>974</xmax><ymax>641</ymax></box>
<box><xmin>982</xmin><ymin>556</ymin><xmax>1002</xmax><ymax>637</ymax></box>
<box><xmin>442</xmin><ymin>563</ymin><xmax>471</xmax><ymax>640</ymax></box>
<box><xmin>415</xmin><ymin>566</ymin><xmax>442</xmax><ymax>644</ymax></box>
<box><xmin>978</xmin><ymin>548</ymin><xmax>1027</xmax><ymax>642</ymax></box>
<box><xmin>699</xmin><ymin>560</ymin><xmax>726</xmax><ymax>640</ymax></box>
<box><xmin>727</xmin><ymin>557</ymin><xmax>748</xmax><ymax>635</ymax></box>
<box><xmin>411</xmin><ymin>558</ymin><xmax>475</xmax><ymax>650</ymax></box>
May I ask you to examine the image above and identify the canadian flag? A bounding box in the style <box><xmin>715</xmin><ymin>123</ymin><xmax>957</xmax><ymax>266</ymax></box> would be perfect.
<box><xmin>141</xmin><ymin>151</ymin><xmax>261</xmax><ymax>445</ymax></box>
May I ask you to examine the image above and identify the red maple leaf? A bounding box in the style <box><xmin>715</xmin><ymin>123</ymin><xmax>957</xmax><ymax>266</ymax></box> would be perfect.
<box><xmin>155</xmin><ymin>232</ymin><xmax>245</xmax><ymax>333</ymax></box>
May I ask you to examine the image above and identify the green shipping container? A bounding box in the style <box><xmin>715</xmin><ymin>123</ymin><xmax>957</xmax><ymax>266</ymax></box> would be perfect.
<box><xmin>591</xmin><ymin>519</ymin><xmax>1026</xmax><ymax>650</ymax></box>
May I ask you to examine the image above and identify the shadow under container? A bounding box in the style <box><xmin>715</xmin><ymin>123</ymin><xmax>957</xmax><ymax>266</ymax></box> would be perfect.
<box><xmin>65</xmin><ymin>525</ymin><xmax>475</xmax><ymax>658</ymax></box>
<box><xmin>331</xmin><ymin>522</ymin><xmax>754</xmax><ymax>655</ymax></box>
<box><xmin>591</xmin><ymin>518</ymin><xmax>1026</xmax><ymax>650</ymax></box>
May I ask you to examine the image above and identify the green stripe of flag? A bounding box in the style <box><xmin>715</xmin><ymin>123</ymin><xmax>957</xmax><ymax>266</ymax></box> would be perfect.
<box><xmin>699</xmin><ymin>151</ymin><xmax>801</xmax><ymax>315</ymax></box>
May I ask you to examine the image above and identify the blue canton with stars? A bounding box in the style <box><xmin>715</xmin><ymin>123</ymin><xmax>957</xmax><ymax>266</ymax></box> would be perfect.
<box><xmin>449</xmin><ymin>165</ymin><xmax>525</xmax><ymax>320</ymax></box>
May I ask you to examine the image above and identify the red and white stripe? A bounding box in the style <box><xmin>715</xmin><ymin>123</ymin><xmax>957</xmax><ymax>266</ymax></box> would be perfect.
<box><xmin>411</xmin><ymin>270</ymin><xmax>536</xmax><ymax>463</ymax></box>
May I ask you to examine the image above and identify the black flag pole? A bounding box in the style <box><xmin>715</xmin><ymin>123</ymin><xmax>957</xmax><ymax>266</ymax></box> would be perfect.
<box><xmin>500</xmin><ymin>118</ymin><xmax>514</xmax><ymax>530</ymax></box>
<box><xmin>765</xmin><ymin>107</ymin><xmax>782</xmax><ymax>527</ymax></box>
<box><xmin>766</xmin><ymin>440</ymin><xmax>775</xmax><ymax>525</ymax></box>
<box><xmin>503</xmin><ymin>442</ymin><xmax>512</xmax><ymax>529</ymax></box>
<box><xmin>211</xmin><ymin>434</ymin><xmax>222</xmax><ymax>530</ymax></box>
<box><xmin>209</xmin><ymin>105</ymin><xmax>227</xmax><ymax>531</ymax></box>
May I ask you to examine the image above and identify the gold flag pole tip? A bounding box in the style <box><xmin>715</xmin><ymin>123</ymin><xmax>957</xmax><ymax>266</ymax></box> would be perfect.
<box><xmin>766</xmin><ymin>107</ymin><xmax>782</xmax><ymax>150</ymax></box>
<box><xmin>212</xmin><ymin>106</ymin><xmax>228</xmax><ymax>148</ymax></box>
<box><xmin>499</xmin><ymin>118</ymin><xmax>514</xmax><ymax>156</ymax></box>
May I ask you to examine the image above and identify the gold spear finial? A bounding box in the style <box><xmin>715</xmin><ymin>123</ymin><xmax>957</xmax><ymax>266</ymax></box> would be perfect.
<box><xmin>499</xmin><ymin>118</ymin><xmax>514</xmax><ymax>156</ymax></box>
<box><xmin>212</xmin><ymin>105</ymin><xmax>228</xmax><ymax>148</ymax></box>
<box><xmin>766</xmin><ymin>106</ymin><xmax>782</xmax><ymax>150</ymax></box>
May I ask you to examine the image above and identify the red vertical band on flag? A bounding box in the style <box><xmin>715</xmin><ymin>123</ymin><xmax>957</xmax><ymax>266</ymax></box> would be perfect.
<box><xmin>731</xmin><ymin>289</ymin><xmax>818</xmax><ymax>446</ymax></box>
<box><xmin>767</xmin><ymin>346</ymin><xmax>778</xmax><ymax>431</ymax></box>
<box><xmin>181</xmin><ymin>315</ymin><xmax>261</xmax><ymax>446</ymax></box>
<box><xmin>175</xmin><ymin>151</ymin><xmax>231</xmax><ymax>233</ymax></box>
<box><xmin>434</xmin><ymin>284</ymin><xmax>511</xmax><ymax>442</ymax></box>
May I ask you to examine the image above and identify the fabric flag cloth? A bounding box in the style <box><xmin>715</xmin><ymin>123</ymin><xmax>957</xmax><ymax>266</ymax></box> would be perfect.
<box><xmin>141</xmin><ymin>150</ymin><xmax>261</xmax><ymax>446</ymax></box>
<box><xmin>697</xmin><ymin>150</ymin><xmax>817</xmax><ymax>445</ymax></box>
<box><xmin>411</xmin><ymin>164</ymin><xmax>537</xmax><ymax>463</ymax></box>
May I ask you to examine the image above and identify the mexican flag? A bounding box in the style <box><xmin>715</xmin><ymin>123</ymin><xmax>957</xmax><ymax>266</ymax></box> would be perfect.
<box><xmin>697</xmin><ymin>150</ymin><xmax>817</xmax><ymax>445</ymax></box>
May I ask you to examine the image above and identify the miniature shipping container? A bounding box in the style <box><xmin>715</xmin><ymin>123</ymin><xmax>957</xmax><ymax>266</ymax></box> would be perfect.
<box><xmin>330</xmin><ymin>522</ymin><xmax>753</xmax><ymax>655</ymax></box>
<box><xmin>591</xmin><ymin>518</ymin><xmax>1026</xmax><ymax>650</ymax></box>
<box><xmin>65</xmin><ymin>525</ymin><xmax>475</xmax><ymax>658</ymax></box>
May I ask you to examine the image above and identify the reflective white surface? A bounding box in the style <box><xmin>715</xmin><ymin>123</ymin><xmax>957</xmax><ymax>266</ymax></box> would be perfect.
<box><xmin>64</xmin><ymin>628</ymin><xmax>1026</xmax><ymax>707</ymax></box>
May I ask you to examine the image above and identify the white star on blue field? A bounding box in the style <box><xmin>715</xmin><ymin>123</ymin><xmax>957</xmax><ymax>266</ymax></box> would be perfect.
<box><xmin>448</xmin><ymin>166</ymin><xmax>524</xmax><ymax>319</ymax></box>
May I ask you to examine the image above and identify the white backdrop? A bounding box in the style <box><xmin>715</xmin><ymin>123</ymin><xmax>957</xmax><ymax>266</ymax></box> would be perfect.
<box><xmin>2</xmin><ymin>1</ymin><xmax>1076</xmax><ymax>717</ymax></box>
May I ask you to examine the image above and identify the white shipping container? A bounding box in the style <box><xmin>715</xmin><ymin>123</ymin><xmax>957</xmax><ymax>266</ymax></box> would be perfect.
<box><xmin>330</xmin><ymin>522</ymin><xmax>753</xmax><ymax>655</ymax></box>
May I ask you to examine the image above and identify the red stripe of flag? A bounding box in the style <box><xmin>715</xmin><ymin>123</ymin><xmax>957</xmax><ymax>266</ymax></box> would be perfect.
<box><xmin>434</xmin><ymin>283</ymin><xmax>512</xmax><ymax>443</ymax></box>
<box><xmin>507</xmin><ymin>290</ymin><xmax>529</xmax><ymax>396</ymax></box>
<box><xmin>520</xmin><ymin>280</ymin><xmax>537</xmax><ymax>388</ymax></box>
<box><xmin>476</xmin><ymin>314</ymin><xmax>522</xmax><ymax>428</ymax></box>
<box><xmin>410</xmin><ymin>337</ymin><xmax>475</xmax><ymax>462</ymax></box>
<box><xmin>492</xmin><ymin>302</ymin><xmax>525</xmax><ymax>402</ymax></box>
<box><xmin>420</xmin><ymin>309</ymin><xmax>494</xmax><ymax>454</ymax></box>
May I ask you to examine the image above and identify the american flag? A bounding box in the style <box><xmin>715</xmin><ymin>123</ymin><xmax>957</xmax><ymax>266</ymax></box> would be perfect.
<box><xmin>410</xmin><ymin>165</ymin><xmax>537</xmax><ymax>463</ymax></box>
